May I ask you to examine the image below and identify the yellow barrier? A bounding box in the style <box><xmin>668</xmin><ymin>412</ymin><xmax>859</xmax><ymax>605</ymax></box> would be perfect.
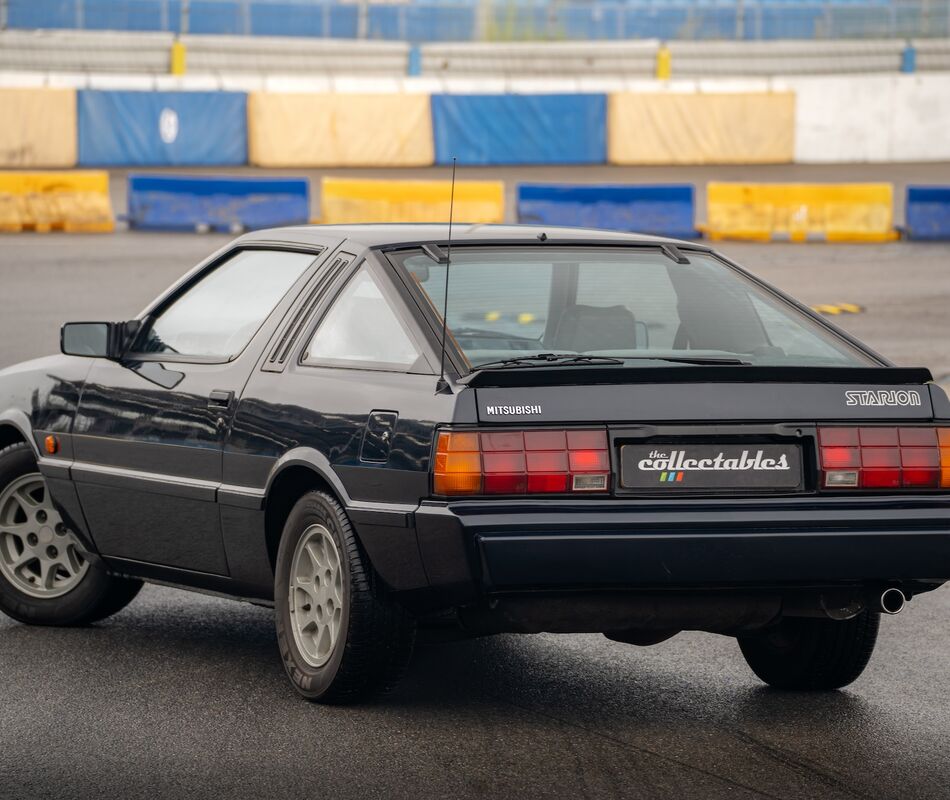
<box><xmin>703</xmin><ymin>183</ymin><xmax>897</xmax><ymax>243</ymax></box>
<box><xmin>608</xmin><ymin>92</ymin><xmax>795</xmax><ymax>165</ymax></box>
<box><xmin>655</xmin><ymin>45</ymin><xmax>672</xmax><ymax>80</ymax></box>
<box><xmin>170</xmin><ymin>39</ymin><xmax>187</xmax><ymax>76</ymax></box>
<box><xmin>0</xmin><ymin>88</ymin><xmax>77</xmax><ymax>168</ymax></box>
<box><xmin>0</xmin><ymin>171</ymin><xmax>114</xmax><ymax>233</ymax></box>
<box><xmin>248</xmin><ymin>93</ymin><xmax>434</xmax><ymax>167</ymax></box>
<box><xmin>321</xmin><ymin>178</ymin><xmax>504</xmax><ymax>225</ymax></box>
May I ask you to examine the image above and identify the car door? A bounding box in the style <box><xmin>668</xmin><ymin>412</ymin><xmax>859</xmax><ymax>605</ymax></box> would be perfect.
<box><xmin>217</xmin><ymin>255</ymin><xmax>446</xmax><ymax>598</ymax></box>
<box><xmin>71</xmin><ymin>246</ymin><xmax>322</xmax><ymax>575</ymax></box>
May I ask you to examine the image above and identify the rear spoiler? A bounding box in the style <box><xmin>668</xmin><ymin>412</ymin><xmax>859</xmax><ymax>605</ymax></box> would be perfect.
<box><xmin>464</xmin><ymin>365</ymin><xmax>934</xmax><ymax>389</ymax></box>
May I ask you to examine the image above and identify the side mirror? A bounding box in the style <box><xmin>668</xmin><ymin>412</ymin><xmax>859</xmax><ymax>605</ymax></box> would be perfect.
<box><xmin>61</xmin><ymin>321</ymin><xmax>140</xmax><ymax>359</ymax></box>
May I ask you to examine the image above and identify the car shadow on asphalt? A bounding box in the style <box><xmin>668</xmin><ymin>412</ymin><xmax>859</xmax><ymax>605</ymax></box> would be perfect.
<box><xmin>0</xmin><ymin>586</ymin><xmax>893</xmax><ymax>721</ymax></box>
<box><xmin>3</xmin><ymin>586</ymin><xmax>945</xmax><ymax>799</ymax></box>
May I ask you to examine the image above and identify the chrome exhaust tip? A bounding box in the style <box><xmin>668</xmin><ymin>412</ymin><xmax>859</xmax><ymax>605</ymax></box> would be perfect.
<box><xmin>880</xmin><ymin>587</ymin><xmax>907</xmax><ymax>615</ymax></box>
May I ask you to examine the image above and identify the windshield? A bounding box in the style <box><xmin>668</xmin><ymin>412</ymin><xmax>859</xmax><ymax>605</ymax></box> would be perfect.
<box><xmin>393</xmin><ymin>246</ymin><xmax>874</xmax><ymax>370</ymax></box>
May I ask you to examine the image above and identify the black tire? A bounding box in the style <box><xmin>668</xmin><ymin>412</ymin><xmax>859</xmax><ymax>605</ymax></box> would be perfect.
<box><xmin>275</xmin><ymin>490</ymin><xmax>415</xmax><ymax>704</ymax></box>
<box><xmin>0</xmin><ymin>442</ymin><xmax>143</xmax><ymax>627</ymax></box>
<box><xmin>738</xmin><ymin>610</ymin><xmax>880</xmax><ymax>690</ymax></box>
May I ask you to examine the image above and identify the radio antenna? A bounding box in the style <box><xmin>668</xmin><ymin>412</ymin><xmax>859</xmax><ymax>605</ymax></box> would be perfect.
<box><xmin>435</xmin><ymin>157</ymin><xmax>457</xmax><ymax>395</ymax></box>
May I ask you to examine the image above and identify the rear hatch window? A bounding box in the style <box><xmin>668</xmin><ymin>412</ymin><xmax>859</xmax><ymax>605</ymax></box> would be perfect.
<box><xmin>393</xmin><ymin>246</ymin><xmax>874</xmax><ymax>370</ymax></box>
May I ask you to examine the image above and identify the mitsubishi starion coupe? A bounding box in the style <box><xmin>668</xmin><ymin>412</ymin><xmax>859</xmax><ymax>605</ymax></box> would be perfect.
<box><xmin>0</xmin><ymin>224</ymin><xmax>947</xmax><ymax>703</ymax></box>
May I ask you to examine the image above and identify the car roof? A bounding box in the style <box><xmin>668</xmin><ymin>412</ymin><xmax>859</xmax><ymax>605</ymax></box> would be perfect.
<box><xmin>237</xmin><ymin>223</ymin><xmax>709</xmax><ymax>251</ymax></box>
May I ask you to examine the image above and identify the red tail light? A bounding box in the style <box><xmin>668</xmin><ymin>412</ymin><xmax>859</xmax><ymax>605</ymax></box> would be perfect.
<box><xmin>818</xmin><ymin>426</ymin><xmax>950</xmax><ymax>490</ymax></box>
<box><xmin>434</xmin><ymin>429</ymin><xmax>610</xmax><ymax>496</ymax></box>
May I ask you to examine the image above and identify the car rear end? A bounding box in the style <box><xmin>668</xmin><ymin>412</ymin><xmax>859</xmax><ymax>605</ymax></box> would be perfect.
<box><xmin>413</xmin><ymin>366</ymin><xmax>950</xmax><ymax>635</ymax></box>
<box><xmin>384</xmin><ymin>237</ymin><xmax>950</xmax><ymax>637</ymax></box>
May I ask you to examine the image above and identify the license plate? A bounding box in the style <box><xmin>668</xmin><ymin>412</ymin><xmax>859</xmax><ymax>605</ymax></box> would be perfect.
<box><xmin>620</xmin><ymin>443</ymin><xmax>803</xmax><ymax>491</ymax></box>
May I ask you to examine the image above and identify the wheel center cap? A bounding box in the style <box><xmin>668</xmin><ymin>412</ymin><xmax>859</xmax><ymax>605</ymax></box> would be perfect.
<box><xmin>38</xmin><ymin>526</ymin><xmax>54</xmax><ymax>545</ymax></box>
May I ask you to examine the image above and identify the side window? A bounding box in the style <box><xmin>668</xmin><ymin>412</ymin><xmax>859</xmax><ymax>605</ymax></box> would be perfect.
<box><xmin>135</xmin><ymin>249</ymin><xmax>316</xmax><ymax>359</ymax></box>
<box><xmin>302</xmin><ymin>268</ymin><xmax>421</xmax><ymax>371</ymax></box>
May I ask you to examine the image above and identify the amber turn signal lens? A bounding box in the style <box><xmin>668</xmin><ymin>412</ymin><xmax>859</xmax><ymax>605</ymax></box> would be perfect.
<box><xmin>434</xmin><ymin>432</ymin><xmax>482</xmax><ymax>495</ymax></box>
<box><xmin>44</xmin><ymin>435</ymin><xmax>59</xmax><ymax>455</ymax></box>
<box><xmin>939</xmin><ymin>428</ymin><xmax>950</xmax><ymax>488</ymax></box>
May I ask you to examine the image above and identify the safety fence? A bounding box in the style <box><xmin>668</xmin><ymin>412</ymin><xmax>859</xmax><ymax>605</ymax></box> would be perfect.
<box><xmin>5</xmin><ymin>173</ymin><xmax>950</xmax><ymax>241</ymax></box>
<box><xmin>6</xmin><ymin>0</ymin><xmax>950</xmax><ymax>42</ymax></box>
<box><xmin>4</xmin><ymin>76</ymin><xmax>950</xmax><ymax>169</ymax></box>
<box><xmin>4</xmin><ymin>30</ymin><xmax>950</xmax><ymax>77</ymax></box>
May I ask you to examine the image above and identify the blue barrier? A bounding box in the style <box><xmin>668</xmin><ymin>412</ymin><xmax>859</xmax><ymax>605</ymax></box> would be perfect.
<box><xmin>78</xmin><ymin>90</ymin><xmax>247</xmax><ymax>166</ymax></box>
<box><xmin>901</xmin><ymin>43</ymin><xmax>917</xmax><ymax>73</ymax></box>
<box><xmin>517</xmin><ymin>184</ymin><xmax>698</xmax><ymax>239</ymax></box>
<box><xmin>431</xmin><ymin>94</ymin><xmax>606</xmax><ymax>166</ymax></box>
<box><xmin>905</xmin><ymin>186</ymin><xmax>950</xmax><ymax>240</ymax></box>
<box><xmin>127</xmin><ymin>174</ymin><xmax>309</xmax><ymax>232</ymax></box>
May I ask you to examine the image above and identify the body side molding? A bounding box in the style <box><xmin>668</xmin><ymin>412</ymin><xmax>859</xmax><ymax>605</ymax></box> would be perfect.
<box><xmin>258</xmin><ymin>447</ymin><xmax>418</xmax><ymax>525</ymax></box>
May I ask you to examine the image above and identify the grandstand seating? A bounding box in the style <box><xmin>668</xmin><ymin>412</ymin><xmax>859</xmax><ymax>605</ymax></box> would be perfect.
<box><xmin>4</xmin><ymin>0</ymin><xmax>948</xmax><ymax>41</ymax></box>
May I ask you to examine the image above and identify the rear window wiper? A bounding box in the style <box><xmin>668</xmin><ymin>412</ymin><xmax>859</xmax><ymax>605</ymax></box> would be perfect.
<box><xmin>471</xmin><ymin>354</ymin><xmax>625</xmax><ymax>371</ymax></box>
<box><xmin>470</xmin><ymin>353</ymin><xmax>751</xmax><ymax>372</ymax></box>
<box><xmin>617</xmin><ymin>355</ymin><xmax>752</xmax><ymax>366</ymax></box>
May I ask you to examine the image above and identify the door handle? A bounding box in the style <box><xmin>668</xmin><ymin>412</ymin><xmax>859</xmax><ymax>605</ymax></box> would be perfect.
<box><xmin>208</xmin><ymin>390</ymin><xmax>234</xmax><ymax>410</ymax></box>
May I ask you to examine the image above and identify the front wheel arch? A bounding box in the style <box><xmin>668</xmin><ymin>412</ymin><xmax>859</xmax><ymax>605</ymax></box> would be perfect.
<box><xmin>0</xmin><ymin>418</ymin><xmax>34</xmax><ymax>455</ymax></box>
<box><xmin>0</xmin><ymin>441</ymin><xmax>142</xmax><ymax>625</ymax></box>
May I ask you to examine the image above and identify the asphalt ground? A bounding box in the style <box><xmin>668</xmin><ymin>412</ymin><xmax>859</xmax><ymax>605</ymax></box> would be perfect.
<box><xmin>1</xmin><ymin>223</ymin><xmax>950</xmax><ymax>800</ymax></box>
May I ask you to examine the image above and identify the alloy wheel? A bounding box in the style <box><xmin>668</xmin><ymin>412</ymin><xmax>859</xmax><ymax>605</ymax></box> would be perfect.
<box><xmin>288</xmin><ymin>524</ymin><xmax>345</xmax><ymax>668</ymax></box>
<box><xmin>0</xmin><ymin>473</ymin><xmax>89</xmax><ymax>598</ymax></box>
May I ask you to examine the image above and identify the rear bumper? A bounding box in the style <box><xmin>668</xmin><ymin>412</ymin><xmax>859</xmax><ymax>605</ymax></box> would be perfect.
<box><xmin>478</xmin><ymin>530</ymin><xmax>950</xmax><ymax>589</ymax></box>
<box><xmin>413</xmin><ymin>496</ymin><xmax>950</xmax><ymax>600</ymax></box>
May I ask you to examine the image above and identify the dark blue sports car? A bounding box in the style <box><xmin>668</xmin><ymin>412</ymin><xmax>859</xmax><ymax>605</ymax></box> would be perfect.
<box><xmin>0</xmin><ymin>224</ymin><xmax>946</xmax><ymax>702</ymax></box>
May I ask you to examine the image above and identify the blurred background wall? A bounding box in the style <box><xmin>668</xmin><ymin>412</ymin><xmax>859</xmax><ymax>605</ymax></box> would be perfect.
<box><xmin>0</xmin><ymin>0</ymin><xmax>948</xmax><ymax>237</ymax></box>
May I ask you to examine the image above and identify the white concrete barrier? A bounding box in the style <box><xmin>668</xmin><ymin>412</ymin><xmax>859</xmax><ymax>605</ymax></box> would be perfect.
<box><xmin>890</xmin><ymin>74</ymin><xmax>950</xmax><ymax>162</ymax></box>
<box><xmin>792</xmin><ymin>73</ymin><xmax>950</xmax><ymax>163</ymax></box>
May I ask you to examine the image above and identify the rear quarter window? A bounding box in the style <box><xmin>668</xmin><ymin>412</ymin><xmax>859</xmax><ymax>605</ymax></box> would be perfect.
<box><xmin>302</xmin><ymin>267</ymin><xmax>423</xmax><ymax>371</ymax></box>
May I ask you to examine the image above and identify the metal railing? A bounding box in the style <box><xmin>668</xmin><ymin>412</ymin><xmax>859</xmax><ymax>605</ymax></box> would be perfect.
<box><xmin>2</xmin><ymin>27</ymin><xmax>946</xmax><ymax>76</ymax></box>
<box><xmin>3</xmin><ymin>0</ymin><xmax>950</xmax><ymax>40</ymax></box>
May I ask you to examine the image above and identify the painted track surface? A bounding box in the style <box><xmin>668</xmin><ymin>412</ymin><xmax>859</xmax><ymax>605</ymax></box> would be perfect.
<box><xmin>1</xmin><ymin>224</ymin><xmax>949</xmax><ymax>800</ymax></box>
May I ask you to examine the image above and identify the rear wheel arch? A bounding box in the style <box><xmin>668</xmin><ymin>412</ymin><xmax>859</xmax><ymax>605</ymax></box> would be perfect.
<box><xmin>261</xmin><ymin>451</ymin><xmax>417</xmax><ymax>593</ymax></box>
<box><xmin>274</xmin><ymin>488</ymin><xmax>416</xmax><ymax>703</ymax></box>
<box><xmin>263</xmin><ymin>459</ymin><xmax>349</xmax><ymax>574</ymax></box>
